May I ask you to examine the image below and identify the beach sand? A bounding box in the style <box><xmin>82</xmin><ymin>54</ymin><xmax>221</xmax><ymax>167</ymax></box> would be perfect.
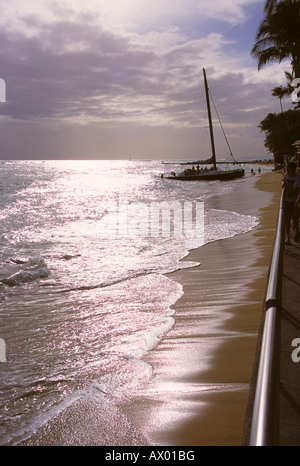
<box><xmin>20</xmin><ymin>170</ymin><xmax>282</xmax><ymax>446</ymax></box>
<box><xmin>122</xmin><ymin>170</ymin><xmax>283</xmax><ymax>446</ymax></box>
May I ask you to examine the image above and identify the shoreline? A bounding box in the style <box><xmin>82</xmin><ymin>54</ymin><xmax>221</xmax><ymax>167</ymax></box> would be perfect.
<box><xmin>18</xmin><ymin>170</ymin><xmax>283</xmax><ymax>446</ymax></box>
<box><xmin>123</xmin><ymin>170</ymin><xmax>283</xmax><ymax>446</ymax></box>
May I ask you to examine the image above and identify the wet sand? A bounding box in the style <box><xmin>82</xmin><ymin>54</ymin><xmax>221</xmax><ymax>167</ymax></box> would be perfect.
<box><xmin>123</xmin><ymin>170</ymin><xmax>283</xmax><ymax>446</ymax></box>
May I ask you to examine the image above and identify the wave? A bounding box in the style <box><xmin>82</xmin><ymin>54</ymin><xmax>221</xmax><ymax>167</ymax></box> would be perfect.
<box><xmin>0</xmin><ymin>255</ymin><xmax>51</xmax><ymax>288</ymax></box>
<box><xmin>55</xmin><ymin>270</ymin><xmax>158</xmax><ymax>294</ymax></box>
<box><xmin>204</xmin><ymin>208</ymin><xmax>259</xmax><ymax>244</ymax></box>
<box><xmin>10</xmin><ymin>354</ymin><xmax>153</xmax><ymax>446</ymax></box>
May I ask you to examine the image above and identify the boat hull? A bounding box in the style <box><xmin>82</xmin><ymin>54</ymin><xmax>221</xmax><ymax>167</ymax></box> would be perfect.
<box><xmin>166</xmin><ymin>168</ymin><xmax>245</xmax><ymax>181</ymax></box>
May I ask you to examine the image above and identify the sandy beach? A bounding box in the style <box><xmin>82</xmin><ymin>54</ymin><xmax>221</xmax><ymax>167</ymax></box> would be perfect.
<box><xmin>123</xmin><ymin>170</ymin><xmax>283</xmax><ymax>446</ymax></box>
<box><xmin>19</xmin><ymin>170</ymin><xmax>283</xmax><ymax>446</ymax></box>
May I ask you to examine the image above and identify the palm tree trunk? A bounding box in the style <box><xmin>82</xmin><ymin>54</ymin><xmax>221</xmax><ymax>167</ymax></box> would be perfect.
<box><xmin>280</xmin><ymin>97</ymin><xmax>283</xmax><ymax>113</ymax></box>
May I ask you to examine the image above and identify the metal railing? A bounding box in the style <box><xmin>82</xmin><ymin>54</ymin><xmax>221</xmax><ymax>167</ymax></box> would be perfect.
<box><xmin>249</xmin><ymin>189</ymin><xmax>285</xmax><ymax>446</ymax></box>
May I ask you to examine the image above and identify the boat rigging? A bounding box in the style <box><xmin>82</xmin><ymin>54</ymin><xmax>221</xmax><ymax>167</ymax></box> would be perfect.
<box><xmin>164</xmin><ymin>68</ymin><xmax>244</xmax><ymax>181</ymax></box>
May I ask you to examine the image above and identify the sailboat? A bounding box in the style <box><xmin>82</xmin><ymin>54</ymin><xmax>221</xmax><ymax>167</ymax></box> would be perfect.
<box><xmin>165</xmin><ymin>68</ymin><xmax>245</xmax><ymax>181</ymax></box>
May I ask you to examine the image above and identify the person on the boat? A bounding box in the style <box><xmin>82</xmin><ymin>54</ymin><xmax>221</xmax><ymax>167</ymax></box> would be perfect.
<box><xmin>282</xmin><ymin>162</ymin><xmax>300</xmax><ymax>245</ymax></box>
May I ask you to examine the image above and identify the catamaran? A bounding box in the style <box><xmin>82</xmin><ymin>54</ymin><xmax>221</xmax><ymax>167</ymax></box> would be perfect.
<box><xmin>165</xmin><ymin>68</ymin><xmax>245</xmax><ymax>181</ymax></box>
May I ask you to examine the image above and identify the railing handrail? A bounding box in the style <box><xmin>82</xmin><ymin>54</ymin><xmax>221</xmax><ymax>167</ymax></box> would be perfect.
<box><xmin>249</xmin><ymin>188</ymin><xmax>285</xmax><ymax>446</ymax></box>
<box><xmin>249</xmin><ymin>306</ymin><xmax>281</xmax><ymax>445</ymax></box>
<box><xmin>265</xmin><ymin>189</ymin><xmax>285</xmax><ymax>310</ymax></box>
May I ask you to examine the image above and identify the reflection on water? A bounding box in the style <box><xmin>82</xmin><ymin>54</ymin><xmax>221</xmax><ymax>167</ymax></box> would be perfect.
<box><xmin>0</xmin><ymin>160</ymin><xmax>265</xmax><ymax>445</ymax></box>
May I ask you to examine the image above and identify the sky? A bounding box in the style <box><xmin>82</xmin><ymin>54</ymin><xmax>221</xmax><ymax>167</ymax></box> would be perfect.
<box><xmin>0</xmin><ymin>0</ymin><xmax>296</xmax><ymax>161</ymax></box>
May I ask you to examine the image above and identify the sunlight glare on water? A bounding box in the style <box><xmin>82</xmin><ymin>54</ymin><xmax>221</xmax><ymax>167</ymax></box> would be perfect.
<box><xmin>0</xmin><ymin>160</ymin><xmax>264</xmax><ymax>445</ymax></box>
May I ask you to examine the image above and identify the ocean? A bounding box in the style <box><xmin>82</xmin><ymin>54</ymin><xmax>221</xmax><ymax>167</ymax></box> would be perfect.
<box><xmin>0</xmin><ymin>159</ymin><xmax>270</xmax><ymax>445</ymax></box>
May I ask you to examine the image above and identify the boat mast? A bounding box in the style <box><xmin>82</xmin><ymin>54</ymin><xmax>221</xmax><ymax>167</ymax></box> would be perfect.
<box><xmin>203</xmin><ymin>68</ymin><xmax>217</xmax><ymax>170</ymax></box>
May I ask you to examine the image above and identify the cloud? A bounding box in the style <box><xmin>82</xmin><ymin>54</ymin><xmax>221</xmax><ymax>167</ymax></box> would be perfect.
<box><xmin>1</xmin><ymin>16</ymin><xmax>278</xmax><ymax>125</ymax></box>
<box><xmin>0</xmin><ymin>0</ymin><xmax>295</xmax><ymax>160</ymax></box>
<box><xmin>0</xmin><ymin>18</ymin><xmax>154</xmax><ymax>120</ymax></box>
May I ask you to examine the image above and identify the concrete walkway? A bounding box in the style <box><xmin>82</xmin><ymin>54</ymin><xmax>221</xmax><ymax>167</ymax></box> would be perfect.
<box><xmin>280</xmin><ymin>241</ymin><xmax>300</xmax><ymax>445</ymax></box>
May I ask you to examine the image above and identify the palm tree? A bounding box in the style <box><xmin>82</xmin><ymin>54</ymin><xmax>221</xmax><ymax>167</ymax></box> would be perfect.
<box><xmin>251</xmin><ymin>0</ymin><xmax>300</xmax><ymax>79</ymax></box>
<box><xmin>271</xmin><ymin>72</ymin><xmax>295</xmax><ymax>110</ymax></box>
<box><xmin>272</xmin><ymin>86</ymin><xmax>286</xmax><ymax>111</ymax></box>
<box><xmin>264</xmin><ymin>0</ymin><xmax>280</xmax><ymax>15</ymax></box>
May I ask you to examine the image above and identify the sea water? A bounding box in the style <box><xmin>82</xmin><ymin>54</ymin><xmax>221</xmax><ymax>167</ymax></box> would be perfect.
<box><xmin>0</xmin><ymin>160</ymin><xmax>268</xmax><ymax>445</ymax></box>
